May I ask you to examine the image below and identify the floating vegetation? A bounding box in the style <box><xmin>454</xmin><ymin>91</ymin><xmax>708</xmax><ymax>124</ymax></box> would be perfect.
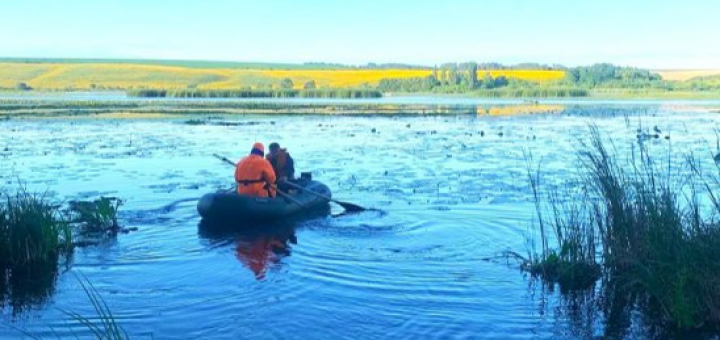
<box><xmin>68</xmin><ymin>197</ymin><xmax>124</xmax><ymax>234</ymax></box>
<box><xmin>0</xmin><ymin>98</ymin><xmax>580</xmax><ymax>118</ymax></box>
<box><xmin>184</xmin><ymin>118</ymin><xmax>205</xmax><ymax>125</ymax></box>
<box><xmin>522</xmin><ymin>126</ymin><xmax>720</xmax><ymax>332</ymax></box>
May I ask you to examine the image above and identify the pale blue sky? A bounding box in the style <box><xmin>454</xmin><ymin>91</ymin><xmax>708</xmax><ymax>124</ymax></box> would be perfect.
<box><xmin>1</xmin><ymin>0</ymin><xmax>718</xmax><ymax>68</ymax></box>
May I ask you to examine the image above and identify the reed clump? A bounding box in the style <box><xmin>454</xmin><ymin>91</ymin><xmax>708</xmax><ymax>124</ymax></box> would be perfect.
<box><xmin>526</xmin><ymin>126</ymin><xmax>720</xmax><ymax>330</ymax></box>
<box><xmin>0</xmin><ymin>190</ymin><xmax>72</xmax><ymax>267</ymax></box>
<box><xmin>1</xmin><ymin>189</ymin><xmax>128</xmax><ymax>315</ymax></box>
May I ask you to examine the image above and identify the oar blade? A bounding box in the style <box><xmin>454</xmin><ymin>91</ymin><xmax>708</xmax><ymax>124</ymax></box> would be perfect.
<box><xmin>336</xmin><ymin>201</ymin><xmax>366</xmax><ymax>212</ymax></box>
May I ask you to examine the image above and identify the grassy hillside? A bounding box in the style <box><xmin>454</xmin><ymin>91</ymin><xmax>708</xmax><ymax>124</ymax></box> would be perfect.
<box><xmin>0</xmin><ymin>58</ymin><xmax>341</xmax><ymax>70</ymax></box>
<box><xmin>655</xmin><ymin>69</ymin><xmax>720</xmax><ymax>81</ymax></box>
<box><xmin>0</xmin><ymin>61</ymin><xmax>566</xmax><ymax>91</ymax></box>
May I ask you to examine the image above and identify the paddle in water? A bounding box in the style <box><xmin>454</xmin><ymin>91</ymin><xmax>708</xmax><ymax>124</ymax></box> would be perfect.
<box><xmin>213</xmin><ymin>154</ymin><xmax>367</xmax><ymax>212</ymax></box>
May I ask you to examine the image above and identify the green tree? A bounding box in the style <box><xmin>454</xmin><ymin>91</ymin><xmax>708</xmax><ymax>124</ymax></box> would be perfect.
<box><xmin>279</xmin><ymin>78</ymin><xmax>294</xmax><ymax>89</ymax></box>
<box><xmin>303</xmin><ymin>80</ymin><xmax>316</xmax><ymax>89</ymax></box>
<box><xmin>16</xmin><ymin>82</ymin><xmax>32</xmax><ymax>91</ymax></box>
<box><xmin>481</xmin><ymin>73</ymin><xmax>495</xmax><ymax>89</ymax></box>
<box><xmin>460</xmin><ymin>62</ymin><xmax>478</xmax><ymax>88</ymax></box>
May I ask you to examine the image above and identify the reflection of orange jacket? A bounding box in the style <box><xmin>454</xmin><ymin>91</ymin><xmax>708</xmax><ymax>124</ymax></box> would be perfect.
<box><xmin>234</xmin><ymin>155</ymin><xmax>276</xmax><ymax>197</ymax></box>
<box><xmin>236</xmin><ymin>236</ymin><xmax>285</xmax><ymax>280</ymax></box>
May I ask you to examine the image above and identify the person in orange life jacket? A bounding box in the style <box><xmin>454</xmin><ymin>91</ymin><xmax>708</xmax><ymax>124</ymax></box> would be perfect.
<box><xmin>234</xmin><ymin>142</ymin><xmax>277</xmax><ymax>198</ymax></box>
<box><xmin>267</xmin><ymin>142</ymin><xmax>295</xmax><ymax>182</ymax></box>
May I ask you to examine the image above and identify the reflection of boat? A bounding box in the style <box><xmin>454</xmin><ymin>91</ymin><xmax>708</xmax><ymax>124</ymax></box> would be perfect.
<box><xmin>199</xmin><ymin>215</ymin><xmax>323</xmax><ymax>280</ymax></box>
<box><xmin>235</xmin><ymin>224</ymin><xmax>297</xmax><ymax>280</ymax></box>
<box><xmin>197</xmin><ymin>179</ymin><xmax>331</xmax><ymax>223</ymax></box>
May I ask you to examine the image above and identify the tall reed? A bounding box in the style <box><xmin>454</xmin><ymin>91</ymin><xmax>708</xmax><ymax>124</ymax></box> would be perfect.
<box><xmin>527</xmin><ymin>126</ymin><xmax>720</xmax><ymax>330</ymax></box>
<box><xmin>0</xmin><ymin>190</ymin><xmax>72</xmax><ymax>267</ymax></box>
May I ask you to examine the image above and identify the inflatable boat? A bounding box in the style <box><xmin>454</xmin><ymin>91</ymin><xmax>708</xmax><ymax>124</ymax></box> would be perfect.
<box><xmin>197</xmin><ymin>180</ymin><xmax>331</xmax><ymax>222</ymax></box>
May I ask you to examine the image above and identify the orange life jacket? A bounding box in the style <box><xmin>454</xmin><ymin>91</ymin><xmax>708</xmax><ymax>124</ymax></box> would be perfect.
<box><xmin>234</xmin><ymin>154</ymin><xmax>277</xmax><ymax>197</ymax></box>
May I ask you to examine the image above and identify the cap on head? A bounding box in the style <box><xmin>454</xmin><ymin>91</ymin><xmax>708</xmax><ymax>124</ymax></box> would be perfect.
<box><xmin>269</xmin><ymin>142</ymin><xmax>280</xmax><ymax>152</ymax></box>
<box><xmin>251</xmin><ymin>142</ymin><xmax>265</xmax><ymax>156</ymax></box>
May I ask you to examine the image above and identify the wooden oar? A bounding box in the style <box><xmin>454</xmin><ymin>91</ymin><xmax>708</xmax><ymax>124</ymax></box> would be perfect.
<box><xmin>214</xmin><ymin>154</ymin><xmax>238</xmax><ymax>167</ymax></box>
<box><xmin>281</xmin><ymin>180</ymin><xmax>367</xmax><ymax>213</ymax></box>
<box><xmin>213</xmin><ymin>154</ymin><xmax>308</xmax><ymax>210</ymax></box>
<box><xmin>274</xmin><ymin>187</ymin><xmax>310</xmax><ymax>210</ymax></box>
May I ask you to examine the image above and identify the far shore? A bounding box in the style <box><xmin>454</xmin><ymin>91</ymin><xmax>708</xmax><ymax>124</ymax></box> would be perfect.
<box><xmin>1</xmin><ymin>93</ymin><xmax>719</xmax><ymax>120</ymax></box>
<box><xmin>1</xmin><ymin>89</ymin><xmax>720</xmax><ymax>101</ymax></box>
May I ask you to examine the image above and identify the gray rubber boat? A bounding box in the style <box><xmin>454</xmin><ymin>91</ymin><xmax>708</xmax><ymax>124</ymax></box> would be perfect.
<box><xmin>197</xmin><ymin>180</ymin><xmax>331</xmax><ymax>222</ymax></box>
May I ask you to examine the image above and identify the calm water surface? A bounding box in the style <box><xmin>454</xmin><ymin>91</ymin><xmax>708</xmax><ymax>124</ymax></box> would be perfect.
<box><xmin>1</xmin><ymin>98</ymin><xmax>719</xmax><ymax>339</ymax></box>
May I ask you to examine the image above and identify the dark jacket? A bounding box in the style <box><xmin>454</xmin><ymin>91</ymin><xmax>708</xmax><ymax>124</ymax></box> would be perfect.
<box><xmin>267</xmin><ymin>149</ymin><xmax>295</xmax><ymax>180</ymax></box>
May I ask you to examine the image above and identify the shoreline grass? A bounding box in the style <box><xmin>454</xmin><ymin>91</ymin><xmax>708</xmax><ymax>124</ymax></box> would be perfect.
<box><xmin>126</xmin><ymin>88</ymin><xmax>382</xmax><ymax>99</ymax></box>
<box><xmin>524</xmin><ymin>126</ymin><xmax>720</xmax><ymax>331</ymax></box>
<box><xmin>1</xmin><ymin>188</ymin><xmax>130</xmax><ymax>317</ymax></box>
<box><xmin>0</xmin><ymin>190</ymin><xmax>72</xmax><ymax>267</ymax></box>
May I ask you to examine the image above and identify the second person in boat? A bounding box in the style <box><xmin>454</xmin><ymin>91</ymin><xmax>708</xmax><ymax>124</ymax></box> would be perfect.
<box><xmin>267</xmin><ymin>142</ymin><xmax>295</xmax><ymax>189</ymax></box>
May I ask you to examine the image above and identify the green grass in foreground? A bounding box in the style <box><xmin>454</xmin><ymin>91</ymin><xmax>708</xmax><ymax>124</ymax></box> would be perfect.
<box><xmin>0</xmin><ymin>190</ymin><xmax>72</xmax><ymax>267</ymax></box>
<box><xmin>525</xmin><ymin>127</ymin><xmax>720</xmax><ymax>331</ymax></box>
<box><xmin>0</xmin><ymin>191</ymin><xmax>130</xmax><ymax>269</ymax></box>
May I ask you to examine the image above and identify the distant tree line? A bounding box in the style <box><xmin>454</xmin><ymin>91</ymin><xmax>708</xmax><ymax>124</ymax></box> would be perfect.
<box><xmin>374</xmin><ymin>63</ymin><xmax>690</xmax><ymax>97</ymax></box>
<box><xmin>377</xmin><ymin>63</ymin><xmax>512</xmax><ymax>93</ymax></box>
<box><xmin>564</xmin><ymin>63</ymin><xmax>662</xmax><ymax>88</ymax></box>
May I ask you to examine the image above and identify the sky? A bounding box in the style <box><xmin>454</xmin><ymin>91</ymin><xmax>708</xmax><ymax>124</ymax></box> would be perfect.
<box><xmin>1</xmin><ymin>0</ymin><xmax>718</xmax><ymax>69</ymax></box>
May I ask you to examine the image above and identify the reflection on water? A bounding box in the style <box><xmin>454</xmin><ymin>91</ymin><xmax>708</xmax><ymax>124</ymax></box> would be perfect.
<box><xmin>198</xmin><ymin>209</ymin><xmax>330</xmax><ymax>280</ymax></box>
<box><xmin>235</xmin><ymin>229</ymin><xmax>295</xmax><ymax>280</ymax></box>
<box><xmin>1</xmin><ymin>260</ymin><xmax>62</xmax><ymax>316</ymax></box>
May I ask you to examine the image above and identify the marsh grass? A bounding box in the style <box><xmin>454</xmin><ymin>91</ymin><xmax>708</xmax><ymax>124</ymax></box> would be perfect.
<box><xmin>527</xmin><ymin>126</ymin><xmax>720</xmax><ymax>330</ymax></box>
<box><xmin>68</xmin><ymin>197</ymin><xmax>123</xmax><ymax>233</ymax></box>
<box><xmin>1</xmin><ymin>190</ymin><xmax>129</xmax><ymax>318</ymax></box>
<box><xmin>0</xmin><ymin>189</ymin><xmax>72</xmax><ymax>267</ymax></box>
<box><xmin>525</xmin><ymin>153</ymin><xmax>601</xmax><ymax>290</ymax></box>
<box><xmin>127</xmin><ymin>88</ymin><xmax>382</xmax><ymax>99</ymax></box>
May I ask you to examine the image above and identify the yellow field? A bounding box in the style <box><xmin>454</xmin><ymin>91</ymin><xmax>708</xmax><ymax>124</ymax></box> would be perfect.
<box><xmin>655</xmin><ymin>70</ymin><xmax>720</xmax><ymax>81</ymax></box>
<box><xmin>0</xmin><ymin>62</ymin><xmax>566</xmax><ymax>90</ymax></box>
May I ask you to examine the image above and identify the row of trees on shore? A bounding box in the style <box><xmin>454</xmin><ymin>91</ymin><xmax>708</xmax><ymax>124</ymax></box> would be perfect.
<box><xmin>376</xmin><ymin>63</ymin><xmax>720</xmax><ymax>97</ymax></box>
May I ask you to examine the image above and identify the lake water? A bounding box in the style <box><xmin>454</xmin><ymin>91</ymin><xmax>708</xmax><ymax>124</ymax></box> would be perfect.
<box><xmin>1</xmin><ymin>96</ymin><xmax>719</xmax><ymax>339</ymax></box>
